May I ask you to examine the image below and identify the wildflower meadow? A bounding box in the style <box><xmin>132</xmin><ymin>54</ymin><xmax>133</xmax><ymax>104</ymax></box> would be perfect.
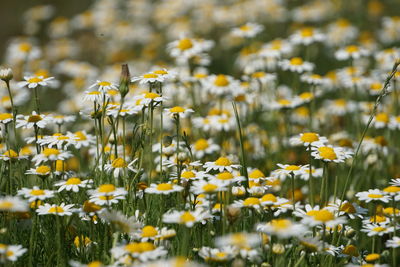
<box><xmin>1</xmin><ymin>0</ymin><xmax>400</xmax><ymax>266</ymax></box>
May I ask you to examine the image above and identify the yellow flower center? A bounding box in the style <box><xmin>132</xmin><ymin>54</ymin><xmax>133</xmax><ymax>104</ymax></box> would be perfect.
<box><xmin>75</xmin><ymin>131</ymin><xmax>87</xmax><ymax>141</ymax></box>
<box><xmin>98</xmin><ymin>184</ymin><xmax>116</xmax><ymax>193</ymax></box>
<box><xmin>111</xmin><ymin>158</ymin><xmax>127</xmax><ymax>168</ymax></box>
<box><xmin>383</xmin><ymin>186</ymin><xmax>400</xmax><ymax>193</ymax></box>
<box><xmin>30</xmin><ymin>189</ymin><xmax>45</xmax><ymax>196</ymax></box>
<box><xmin>180</xmin><ymin>211</ymin><xmax>196</xmax><ymax>223</ymax></box>
<box><xmin>365</xmin><ymin>253</ymin><xmax>380</xmax><ymax>262</ymax></box>
<box><xmin>144</xmin><ymin>92</ymin><xmax>160</xmax><ymax>99</ymax></box>
<box><xmin>178</xmin><ymin>38</ymin><xmax>193</xmax><ymax>50</ymax></box>
<box><xmin>340</xmin><ymin>202</ymin><xmax>356</xmax><ymax>213</ymax></box>
<box><xmin>4</xmin><ymin>150</ymin><xmax>18</xmax><ymax>158</ymax></box>
<box><xmin>370</xmin><ymin>83</ymin><xmax>381</xmax><ymax>91</ymax></box>
<box><xmin>278</xmin><ymin>99</ymin><xmax>291</xmax><ymax>105</ymax></box>
<box><xmin>215</xmin><ymin>252</ymin><xmax>227</xmax><ymax>259</ymax></box>
<box><xmin>66</xmin><ymin>177</ymin><xmax>82</xmax><ymax>185</ymax></box>
<box><xmin>87</xmin><ymin>261</ymin><xmax>102</xmax><ymax>267</ymax></box>
<box><xmin>249</xmin><ymin>169</ymin><xmax>265</xmax><ymax>179</ymax></box>
<box><xmin>170</xmin><ymin>106</ymin><xmax>185</xmax><ymax>113</ymax></box>
<box><xmin>271</xmin><ymin>219</ymin><xmax>291</xmax><ymax>230</ymax></box>
<box><xmin>299</xmin><ymin>92</ymin><xmax>313</xmax><ymax>100</ymax></box>
<box><xmin>312</xmin><ymin>210</ymin><xmax>334</xmax><ymax>222</ymax></box>
<box><xmin>48</xmin><ymin>206</ymin><xmax>65</xmax><ymax>213</ymax></box>
<box><xmin>141</xmin><ymin>226</ymin><xmax>158</xmax><ymax>237</ymax></box>
<box><xmin>375</xmin><ymin>113</ymin><xmax>389</xmax><ymax>123</ymax></box>
<box><xmin>214</xmin><ymin>75</ymin><xmax>229</xmax><ymax>87</ymax></box>
<box><xmin>28</xmin><ymin>77</ymin><xmax>43</xmax><ymax>83</ymax></box>
<box><xmin>243</xmin><ymin>197</ymin><xmax>260</xmax><ymax>206</ymax></box>
<box><xmin>0</xmin><ymin>201</ymin><xmax>14</xmax><ymax>209</ymax></box>
<box><xmin>194</xmin><ymin>139</ymin><xmax>209</xmax><ymax>150</ymax></box>
<box><xmin>153</xmin><ymin>70</ymin><xmax>168</xmax><ymax>75</ymax></box>
<box><xmin>0</xmin><ymin>113</ymin><xmax>12</xmax><ymax>121</ymax></box>
<box><xmin>28</xmin><ymin>115</ymin><xmax>42</xmax><ymax>123</ymax></box>
<box><xmin>181</xmin><ymin>171</ymin><xmax>196</xmax><ymax>179</ymax></box>
<box><xmin>290</xmin><ymin>57</ymin><xmax>304</xmax><ymax>65</ymax></box>
<box><xmin>214</xmin><ymin>157</ymin><xmax>231</xmax><ymax>166</ymax></box>
<box><xmin>156</xmin><ymin>183</ymin><xmax>173</xmax><ymax>191</ymax></box>
<box><xmin>372</xmin><ymin>226</ymin><xmax>386</xmax><ymax>232</ymax></box>
<box><xmin>98</xmin><ymin>81</ymin><xmax>111</xmax><ymax>86</ymax></box>
<box><xmin>19</xmin><ymin>43</ymin><xmax>32</xmax><ymax>52</ymax></box>
<box><xmin>143</xmin><ymin>73</ymin><xmax>158</xmax><ymax>79</ymax></box>
<box><xmin>216</xmin><ymin>172</ymin><xmax>234</xmax><ymax>180</ymax></box>
<box><xmin>203</xmin><ymin>184</ymin><xmax>218</xmax><ymax>192</ymax></box>
<box><xmin>300</xmin><ymin>27</ymin><xmax>314</xmax><ymax>37</ymax></box>
<box><xmin>252</xmin><ymin>72</ymin><xmax>266</xmax><ymax>78</ymax></box>
<box><xmin>43</xmin><ymin>148</ymin><xmax>60</xmax><ymax>157</ymax></box>
<box><xmin>345</xmin><ymin>45</ymin><xmax>359</xmax><ymax>53</ymax></box>
<box><xmin>261</xmin><ymin>193</ymin><xmax>277</xmax><ymax>203</ymax></box>
<box><xmin>284</xmin><ymin>165</ymin><xmax>301</xmax><ymax>171</ymax></box>
<box><xmin>318</xmin><ymin>147</ymin><xmax>337</xmax><ymax>160</ymax></box>
<box><xmin>300</xmin><ymin>132</ymin><xmax>319</xmax><ymax>143</ymax></box>
<box><xmin>36</xmin><ymin>165</ymin><xmax>51</xmax><ymax>175</ymax></box>
<box><xmin>367</xmin><ymin>194</ymin><xmax>383</xmax><ymax>199</ymax></box>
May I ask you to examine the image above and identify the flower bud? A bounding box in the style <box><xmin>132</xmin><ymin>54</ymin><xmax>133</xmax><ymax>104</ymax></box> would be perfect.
<box><xmin>227</xmin><ymin>205</ymin><xmax>241</xmax><ymax>224</ymax></box>
<box><xmin>0</xmin><ymin>68</ymin><xmax>13</xmax><ymax>82</ymax></box>
<box><xmin>272</xmin><ymin>243</ymin><xmax>285</xmax><ymax>254</ymax></box>
<box><xmin>119</xmin><ymin>64</ymin><xmax>130</xmax><ymax>98</ymax></box>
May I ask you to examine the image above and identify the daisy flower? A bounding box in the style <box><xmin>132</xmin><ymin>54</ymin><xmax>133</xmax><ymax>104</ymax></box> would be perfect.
<box><xmin>164</xmin><ymin>106</ymin><xmax>194</xmax><ymax>118</ymax></box>
<box><xmin>135</xmin><ymin>92</ymin><xmax>165</xmax><ymax>106</ymax></box>
<box><xmin>162</xmin><ymin>209</ymin><xmax>210</xmax><ymax>227</ymax></box>
<box><xmin>0</xmin><ymin>196</ymin><xmax>28</xmax><ymax>213</ymax></box>
<box><xmin>68</xmin><ymin>131</ymin><xmax>96</xmax><ymax>149</ymax></box>
<box><xmin>326</xmin><ymin>200</ymin><xmax>368</xmax><ymax>219</ymax></box>
<box><xmin>104</xmin><ymin>157</ymin><xmax>137</xmax><ymax>177</ymax></box>
<box><xmin>202</xmin><ymin>74</ymin><xmax>240</xmax><ymax>96</ymax></box>
<box><xmin>190</xmin><ymin>179</ymin><xmax>227</xmax><ymax>195</ymax></box>
<box><xmin>289</xmin><ymin>132</ymin><xmax>328</xmax><ymax>147</ymax></box>
<box><xmin>356</xmin><ymin>189</ymin><xmax>390</xmax><ymax>203</ymax></box>
<box><xmin>389</xmin><ymin>115</ymin><xmax>400</xmax><ymax>130</ymax></box>
<box><xmin>335</xmin><ymin>45</ymin><xmax>370</xmax><ymax>60</ymax></box>
<box><xmin>256</xmin><ymin>219</ymin><xmax>307</xmax><ymax>238</ymax></box>
<box><xmin>32</xmin><ymin>148</ymin><xmax>72</xmax><ymax>165</ymax></box>
<box><xmin>389</xmin><ymin>178</ymin><xmax>400</xmax><ymax>186</ymax></box>
<box><xmin>279</xmin><ymin>57</ymin><xmax>314</xmax><ymax>73</ymax></box>
<box><xmin>88</xmin><ymin>80</ymin><xmax>118</xmax><ymax>93</ymax></box>
<box><xmin>215</xmin><ymin>232</ymin><xmax>262</xmax><ymax>249</ymax></box>
<box><xmin>0</xmin><ymin>244</ymin><xmax>27</xmax><ymax>262</ymax></box>
<box><xmin>386</xmin><ymin>236</ymin><xmax>400</xmax><ymax>248</ymax></box>
<box><xmin>275</xmin><ymin>164</ymin><xmax>308</xmax><ymax>177</ymax></box>
<box><xmin>131</xmin><ymin>73</ymin><xmax>164</xmax><ymax>84</ymax></box>
<box><xmin>301</xmin><ymin>209</ymin><xmax>347</xmax><ymax>227</ymax></box>
<box><xmin>36</xmin><ymin>203</ymin><xmax>74</xmax><ymax>216</ymax></box>
<box><xmin>89</xmin><ymin>184</ymin><xmax>127</xmax><ymax>206</ymax></box>
<box><xmin>0</xmin><ymin>150</ymin><xmax>27</xmax><ymax>161</ymax></box>
<box><xmin>54</xmin><ymin>177</ymin><xmax>93</xmax><ymax>192</ymax></box>
<box><xmin>16</xmin><ymin>111</ymin><xmax>50</xmax><ymax>129</ymax></box>
<box><xmin>233</xmin><ymin>197</ymin><xmax>262</xmax><ymax>210</ymax></box>
<box><xmin>83</xmin><ymin>90</ymin><xmax>103</xmax><ymax>102</ymax></box>
<box><xmin>145</xmin><ymin>183</ymin><xmax>183</xmax><ymax>195</ymax></box>
<box><xmin>361</xmin><ymin>223</ymin><xmax>394</xmax><ymax>236</ymax></box>
<box><xmin>18</xmin><ymin>75</ymin><xmax>54</xmax><ymax>89</ymax></box>
<box><xmin>298</xmin><ymin>167</ymin><xmax>323</xmax><ymax>180</ymax></box>
<box><xmin>198</xmin><ymin>246</ymin><xmax>238</xmax><ymax>262</ymax></box>
<box><xmin>290</xmin><ymin>27</ymin><xmax>325</xmax><ymax>45</ymax></box>
<box><xmin>191</xmin><ymin>138</ymin><xmax>220</xmax><ymax>159</ymax></box>
<box><xmin>231</xmin><ymin>23</ymin><xmax>264</xmax><ymax>38</ymax></box>
<box><xmin>25</xmin><ymin>165</ymin><xmax>52</xmax><ymax>176</ymax></box>
<box><xmin>214</xmin><ymin>171</ymin><xmax>245</xmax><ymax>185</ymax></box>
<box><xmin>111</xmin><ymin>242</ymin><xmax>167</xmax><ymax>263</ymax></box>
<box><xmin>311</xmin><ymin>144</ymin><xmax>353</xmax><ymax>163</ymax></box>
<box><xmin>17</xmin><ymin>186</ymin><xmax>55</xmax><ymax>202</ymax></box>
<box><xmin>36</xmin><ymin>133</ymin><xmax>76</xmax><ymax>149</ymax></box>
<box><xmin>203</xmin><ymin>157</ymin><xmax>240</xmax><ymax>173</ymax></box>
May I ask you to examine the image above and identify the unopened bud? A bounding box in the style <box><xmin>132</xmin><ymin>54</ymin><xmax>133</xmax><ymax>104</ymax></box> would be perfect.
<box><xmin>177</xmin><ymin>152</ymin><xmax>188</xmax><ymax>162</ymax></box>
<box><xmin>272</xmin><ymin>243</ymin><xmax>285</xmax><ymax>254</ymax></box>
<box><xmin>163</xmin><ymin>135</ymin><xmax>173</xmax><ymax>147</ymax></box>
<box><xmin>119</xmin><ymin>64</ymin><xmax>130</xmax><ymax>98</ymax></box>
<box><xmin>227</xmin><ymin>205</ymin><xmax>241</xmax><ymax>224</ymax></box>
<box><xmin>345</xmin><ymin>228</ymin><xmax>356</xmax><ymax>238</ymax></box>
<box><xmin>0</xmin><ymin>68</ymin><xmax>13</xmax><ymax>82</ymax></box>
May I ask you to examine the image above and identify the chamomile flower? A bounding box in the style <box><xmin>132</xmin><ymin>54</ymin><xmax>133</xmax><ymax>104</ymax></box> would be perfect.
<box><xmin>18</xmin><ymin>186</ymin><xmax>55</xmax><ymax>202</ymax></box>
<box><xmin>233</xmin><ymin>197</ymin><xmax>262</xmax><ymax>210</ymax></box>
<box><xmin>36</xmin><ymin>203</ymin><xmax>74</xmax><ymax>216</ymax></box>
<box><xmin>203</xmin><ymin>157</ymin><xmax>240</xmax><ymax>173</ymax></box>
<box><xmin>16</xmin><ymin>111</ymin><xmax>50</xmax><ymax>129</ymax></box>
<box><xmin>32</xmin><ymin>147</ymin><xmax>72</xmax><ymax>165</ymax></box>
<box><xmin>132</xmin><ymin>73</ymin><xmax>164</xmax><ymax>84</ymax></box>
<box><xmin>231</xmin><ymin>23</ymin><xmax>264</xmax><ymax>38</ymax></box>
<box><xmin>68</xmin><ymin>131</ymin><xmax>95</xmax><ymax>149</ymax></box>
<box><xmin>326</xmin><ymin>200</ymin><xmax>368</xmax><ymax>219</ymax></box>
<box><xmin>311</xmin><ymin>144</ymin><xmax>353</xmax><ymax>163</ymax></box>
<box><xmin>25</xmin><ymin>165</ymin><xmax>52</xmax><ymax>176</ymax></box>
<box><xmin>164</xmin><ymin>106</ymin><xmax>194</xmax><ymax>118</ymax></box>
<box><xmin>104</xmin><ymin>158</ymin><xmax>137</xmax><ymax>177</ymax></box>
<box><xmin>0</xmin><ymin>150</ymin><xmax>27</xmax><ymax>161</ymax></box>
<box><xmin>89</xmin><ymin>80</ymin><xmax>117</xmax><ymax>93</ymax></box>
<box><xmin>145</xmin><ymin>183</ymin><xmax>183</xmax><ymax>195</ymax></box>
<box><xmin>162</xmin><ymin>209</ymin><xmax>210</xmax><ymax>227</ymax></box>
<box><xmin>290</xmin><ymin>27</ymin><xmax>325</xmax><ymax>45</ymax></box>
<box><xmin>279</xmin><ymin>57</ymin><xmax>314</xmax><ymax>73</ymax></box>
<box><xmin>275</xmin><ymin>164</ymin><xmax>308</xmax><ymax>177</ymax></box>
<box><xmin>36</xmin><ymin>133</ymin><xmax>76</xmax><ymax>149</ymax></box>
<box><xmin>302</xmin><ymin>209</ymin><xmax>347</xmax><ymax>227</ymax></box>
<box><xmin>389</xmin><ymin>178</ymin><xmax>400</xmax><ymax>186</ymax></box>
<box><xmin>0</xmin><ymin>244</ymin><xmax>27</xmax><ymax>262</ymax></box>
<box><xmin>54</xmin><ymin>177</ymin><xmax>93</xmax><ymax>192</ymax></box>
<box><xmin>111</xmin><ymin>242</ymin><xmax>168</xmax><ymax>263</ymax></box>
<box><xmin>0</xmin><ymin>113</ymin><xmax>13</xmax><ymax>124</ymax></box>
<box><xmin>256</xmin><ymin>219</ymin><xmax>306</xmax><ymax>238</ymax></box>
<box><xmin>260</xmin><ymin>193</ymin><xmax>288</xmax><ymax>207</ymax></box>
<box><xmin>335</xmin><ymin>45</ymin><xmax>370</xmax><ymax>60</ymax></box>
<box><xmin>191</xmin><ymin>179</ymin><xmax>227</xmax><ymax>195</ymax></box>
<box><xmin>386</xmin><ymin>236</ymin><xmax>400</xmax><ymax>248</ymax></box>
<box><xmin>298</xmin><ymin>167</ymin><xmax>323</xmax><ymax>180</ymax></box>
<box><xmin>356</xmin><ymin>189</ymin><xmax>390</xmax><ymax>203</ymax></box>
<box><xmin>289</xmin><ymin>132</ymin><xmax>328</xmax><ymax>147</ymax></box>
<box><xmin>83</xmin><ymin>90</ymin><xmax>103</xmax><ymax>102</ymax></box>
<box><xmin>191</xmin><ymin>138</ymin><xmax>220</xmax><ymax>159</ymax></box>
<box><xmin>361</xmin><ymin>223</ymin><xmax>394</xmax><ymax>236</ymax></box>
<box><xmin>18</xmin><ymin>75</ymin><xmax>54</xmax><ymax>89</ymax></box>
<box><xmin>89</xmin><ymin>184</ymin><xmax>127</xmax><ymax>206</ymax></box>
<box><xmin>0</xmin><ymin>196</ymin><xmax>28</xmax><ymax>213</ymax></box>
<box><xmin>198</xmin><ymin>246</ymin><xmax>237</xmax><ymax>262</ymax></box>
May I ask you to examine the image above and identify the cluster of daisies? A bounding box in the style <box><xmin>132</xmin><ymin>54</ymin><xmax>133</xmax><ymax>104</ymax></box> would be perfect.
<box><xmin>1</xmin><ymin>0</ymin><xmax>400</xmax><ymax>266</ymax></box>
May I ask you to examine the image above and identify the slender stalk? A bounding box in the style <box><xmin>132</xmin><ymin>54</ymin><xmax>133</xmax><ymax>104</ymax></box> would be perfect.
<box><xmin>308</xmin><ymin>147</ymin><xmax>314</xmax><ymax>206</ymax></box>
